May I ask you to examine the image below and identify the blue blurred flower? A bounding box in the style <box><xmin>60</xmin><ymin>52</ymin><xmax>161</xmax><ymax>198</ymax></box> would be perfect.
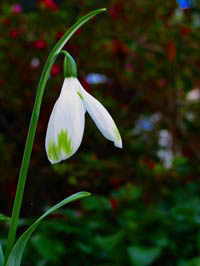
<box><xmin>86</xmin><ymin>73</ymin><xmax>108</xmax><ymax>84</ymax></box>
<box><xmin>133</xmin><ymin>118</ymin><xmax>153</xmax><ymax>135</ymax></box>
<box><xmin>133</xmin><ymin>113</ymin><xmax>161</xmax><ymax>135</ymax></box>
<box><xmin>137</xmin><ymin>119</ymin><xmax>153</xmax><ymax>131</ymax></box>
<box><xmin>176</xmin><ymin>0</ymin><xmax>194</xmax><ymax>9</ymax></box>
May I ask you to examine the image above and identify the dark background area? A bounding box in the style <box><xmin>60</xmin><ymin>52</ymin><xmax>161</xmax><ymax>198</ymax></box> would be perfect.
<box><xmin>1</xmin><ymin>0</ymin><xmax>200</xmax><ymax>265</ymax></box>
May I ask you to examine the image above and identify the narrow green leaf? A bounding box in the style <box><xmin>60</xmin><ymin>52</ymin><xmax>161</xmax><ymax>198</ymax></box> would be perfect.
<box><xmin>0</xmin><ymin>214</ymin><xmax>10</xmax><ymax>222</ymax></box>
<box><xmin>6</xmin><ymin>192</ymin><xmax>90</xmax><ymax>266</ymax></box>
<box><xmin>0</xmin><ymin>242</ymin><xmax>4</xmax><ymax>266</ymax></box>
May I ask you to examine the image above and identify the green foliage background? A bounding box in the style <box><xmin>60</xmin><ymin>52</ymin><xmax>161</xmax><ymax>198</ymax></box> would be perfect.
<box><xmin>1</xmin><ymin>0</ymin><xmax>200</xmax><ymax>265</ymax></box>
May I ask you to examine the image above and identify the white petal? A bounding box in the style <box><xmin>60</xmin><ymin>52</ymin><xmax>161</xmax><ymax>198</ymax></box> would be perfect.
<box><xmin>45</xmin><ymin>78</ymin><xmax>85</xmax><ymax>164</ymax></box>
<box><xmin>75</xmin><ymin>79</ymin><xmax>122</xmax><ymax>148</ymax></box>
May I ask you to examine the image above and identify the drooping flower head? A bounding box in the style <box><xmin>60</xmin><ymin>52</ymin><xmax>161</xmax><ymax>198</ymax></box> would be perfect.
<box><xmin>45</xmin><ymin>52</ymin><xmax>122</xmax><ymax>164</ymax></box>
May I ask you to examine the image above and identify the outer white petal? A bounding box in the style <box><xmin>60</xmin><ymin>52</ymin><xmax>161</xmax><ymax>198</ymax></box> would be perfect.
<box><xmin>45</xmin><ymin>78</ymin><xmax>85</xmax><ymax>164</ymax></box>
<box><xmin>74</xmin><ymin>79</ymin><xmax>122</xmax><ymax>148</ymax></box>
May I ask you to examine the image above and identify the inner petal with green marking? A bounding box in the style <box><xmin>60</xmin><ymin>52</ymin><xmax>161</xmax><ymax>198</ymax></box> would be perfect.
<box><xmin>77</xmin><ymin>91</ymin><xmax>83</xmax><ymax>100</ymax></box>
<box><xmin>48</xmin><ymin>129</ymin><xmax>73</xmax><ymax>161</ymax></box>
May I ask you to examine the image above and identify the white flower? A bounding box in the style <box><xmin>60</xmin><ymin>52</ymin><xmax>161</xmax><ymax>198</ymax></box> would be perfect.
<box><xmin>45</xmin><ymin>77</ymin><xmax>122</xmax><ymax>164</ymax></box>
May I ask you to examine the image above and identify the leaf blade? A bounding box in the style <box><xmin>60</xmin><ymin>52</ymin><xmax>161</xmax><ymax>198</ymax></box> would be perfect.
<box><xmin>6</xmin><ymin>192</ymin><xmax>90</xmax><ymax>266</ymax></box>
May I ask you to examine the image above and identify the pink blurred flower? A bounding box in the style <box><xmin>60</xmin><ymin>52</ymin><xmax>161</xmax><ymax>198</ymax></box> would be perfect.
<box><xmin>12</xmin><ymin>3</ymin><xmax>22</xmax><ymax>14</ymax></box>
<box><xmin>50</xmin><ymin>64</ymin><xmax>61</xmax><ymax>76</ymax></box>
<box><xmin>187</xmin><ymin>88</ymin><xmax>200</xmax><ymax>101</ymax></box>
<box><xmin>125</xmin><ymin>63</ymin><xmax>132</xmax><ymax>71</ymax></box>
<box><xmin>39</xmin><ymin>0</ymin><xmax>58</xmax><ymax>11</ymax></box>
<box><xmin>30</xmin><ymin>58</ymin><xmax>40</xmax><ymax>69</ymax></box>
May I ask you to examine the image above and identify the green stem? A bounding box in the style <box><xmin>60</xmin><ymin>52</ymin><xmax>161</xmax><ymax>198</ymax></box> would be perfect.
<box><xmin>4</xmin><ymin>8</ymin><xmax>106</xmax><ymax>262</ymax></box>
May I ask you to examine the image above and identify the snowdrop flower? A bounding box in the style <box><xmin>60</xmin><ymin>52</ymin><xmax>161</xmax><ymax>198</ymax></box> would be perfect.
<box><xmin>45</xmin><ymin>53</ymin><xmax>122</xmax><ymax>164</ymax></box>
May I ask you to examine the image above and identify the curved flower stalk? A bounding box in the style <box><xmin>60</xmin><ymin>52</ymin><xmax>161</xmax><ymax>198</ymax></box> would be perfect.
<box><xmin>4</xmin><ymin>9</ymin><xmax>106</xmax><ymax>264</ymax></box>
<box><xmin>45</xmin><ymin>53</ymin><xmax>122</xmax><ymax>164</ymax></box>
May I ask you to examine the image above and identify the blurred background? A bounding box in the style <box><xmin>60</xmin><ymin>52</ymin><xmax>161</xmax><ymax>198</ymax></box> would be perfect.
<box><xmin>1</xmin><ymin>0</ymin><xmax>200</xmax><ymax>265</ymax></box>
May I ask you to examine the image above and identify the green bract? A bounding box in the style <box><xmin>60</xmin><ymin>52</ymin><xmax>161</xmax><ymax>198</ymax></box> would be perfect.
<box><xmin>63</xmin><ymin>52</ymin><xmax>77</xmax><ymax>78</ymax></box>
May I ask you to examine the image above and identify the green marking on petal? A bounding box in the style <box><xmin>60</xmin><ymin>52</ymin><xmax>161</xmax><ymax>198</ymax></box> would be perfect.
<box><xmin>77</xmin><ymin>91</ymin><xmax>83</xmax><ymax>100</ymax></box>
<box><xmin>48</xmin><ymin>129</ymin><xmax>73</xmax><ymax>161</ymax></box>
<box><xmin>58</xmin><ymin>129</ymin><xmax>73</xmax><ymax>155</ymax></box>
<box><xmin>113</xmin><ymin>127</ymin><xmax>121</xmax><ymax>142</ymax></box>
<box><xmin>48</xmin><ymin>141</ymin><xmax>59</xmax><ymax>161</ymax></box>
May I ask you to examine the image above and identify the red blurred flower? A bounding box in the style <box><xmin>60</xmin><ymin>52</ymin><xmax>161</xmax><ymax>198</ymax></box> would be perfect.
<box><xmin>33</xmin><ymin>143</ymin><xmax>42</xmax><ymax>153</ymax></box>
<box><xmin>0</xmin><ymin>79</ymin><xmax>5</xmax><ymax>86</ymax></box>
<box><xmin>80</xmin><ymin>77</ymin><xmax>91</xmax><ymax>93</ymax></box>
<box><xmin>157</xmin><ymin>79</ymin><xmax>167</xmax><ymax>88</ymax></box>
<box><xmin>56</xmin><ymin>31</ymin><xmax>64</xmax><ymax>41</ymax></box>
<box><xmin>39</xmin><ymin>0</ymin><xmax>58</xmax><ymax>11</ymax></box>
<box><xmin>65</xmin><ymin>44</ymin><xmax>79</xmax><ymax>56</ymax></box>
<box><xmin>9</xmin><ymin>29</ymin><xmax>18</xmax><ymax>39</ymax></box>
<box><xmin>108</xmin><ymin>2</ymin><xmax>124</xmax><ymax>20</ymax></box>
<box><xmin>75</xmin><ymin>28</ymin><xmax>82</xmax><ymax>35</ymax></box>
<box><xmin>111</xmin><ymin>39</ymin><xmax>129</xmax><ymax>56</ymax></box>
<box><xmin>5</xmin><ymin>181</ymin><xmax>17</xmax><ymax>200</ymax></box>
<box><xmin>181</xmin><ymin>26</ymin><xmax>192</xmax><ymax>36</ymax></box>
<box><xmin>110</xmin><ymin>198</ymin><xmax>119</xmax><ymax>209</ymax></box>
<box><xmin>33</xmin><ymin>39</ymin><xmax>47</xmax><ymax>49</ymax></box>
<box><xmin>2</xmin><ymin>18</ymin><xmax>11</xmax><ymax>27</ymax></box>
<box><xmin>110</xmin><ymin>177</ymin><xmax>123</xmax><ymax>188</ymax></box>
<box><xmin>182</xmin><ymin>145</ymin><xmax>193</xmax><ymax>159</ymax></box>
<box><xmin>142</xmin><ymin>157</ymin><xmax>155</xmax><ymax>170</ymax></box>
<box><xmin>167</xmin><ymin>41</ymin><xmax>176</xmax><ymax>62</ymax></box>
<box><xmin>50</xmin><ymin>64</ymin><xmax>61</xmax><ymax>76</ymax></box>
<box><xmin>148</xmin><ymin>161</ymin><xmax>155</xmax><ymax>170</ymax></box>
